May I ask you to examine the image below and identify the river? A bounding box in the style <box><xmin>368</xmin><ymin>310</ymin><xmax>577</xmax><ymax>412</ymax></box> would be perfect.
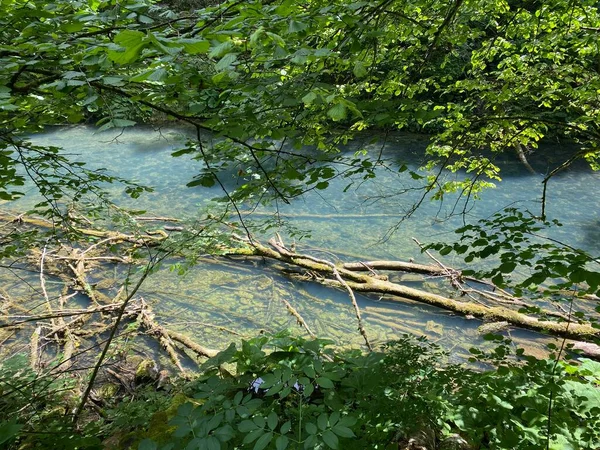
<box><xmin>4</xmin><ymin>126</ymin><xmax>600</xmax><ymax>362</ymax></box>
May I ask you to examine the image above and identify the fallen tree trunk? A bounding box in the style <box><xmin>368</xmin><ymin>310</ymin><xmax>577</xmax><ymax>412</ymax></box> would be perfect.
<box><xmin>342</xmin><ymin>260</ymin><xmax>445</xmax><ymax>275</ymax></box>
<box><xmin>229</xmin><ymin>237</ymin><xmax>599</xmax><ymax>342</ymax></box>
<box><xmin>0</xmin><ymin>211</ymin><xmax>168</xmax><ymax>246</ymax></box>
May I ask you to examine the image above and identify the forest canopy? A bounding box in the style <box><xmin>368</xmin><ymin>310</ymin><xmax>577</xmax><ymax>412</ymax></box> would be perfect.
<box><xmin>1</xmin><ymin>0</ymin><xmax>600</xmax><ymax>218</ymax></box>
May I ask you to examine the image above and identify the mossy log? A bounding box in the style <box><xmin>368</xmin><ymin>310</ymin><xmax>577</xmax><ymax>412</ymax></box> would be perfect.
<box><xmin>228</xmin><ymin>237</ymin><xmax>599</xmax><ymax>342</ymax></box>
<box><xmin>342</xmin><ymin>260</ymin><xmax>445</xmax><ymax>275</ymax></box>
<box><xmin>0</xmin><ymin>211</ymin><xmax>167</xmax><ymax>246</ymax></box>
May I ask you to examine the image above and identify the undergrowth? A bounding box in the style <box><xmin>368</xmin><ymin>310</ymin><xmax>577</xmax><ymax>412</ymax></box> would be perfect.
<box><xmin>1</xmin><ymin>332</ymin><xmax>599</xmax><ymax>449</ymax></box>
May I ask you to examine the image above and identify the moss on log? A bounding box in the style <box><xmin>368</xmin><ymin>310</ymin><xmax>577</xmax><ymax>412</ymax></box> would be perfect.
<box><xmin>227</xmin><ymin>238</ymin><xmax>599</xmax><ymax>342</ymax></box>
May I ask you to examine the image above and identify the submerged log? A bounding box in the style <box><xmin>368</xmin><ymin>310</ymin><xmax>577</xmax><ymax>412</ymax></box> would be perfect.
<box><xmin>0</xmin><ymin>211</ymin><xmax>168</xmax><ymax>246</ymax></box>
<box><xmin>137</xmin><ymin>299</ymin><xmax>219</xmax><ymax>372</ymax></box>
<box><xmin>342</xmin><ymin>260</ymin><xmax>445</xmax><ymax>275</ymax></box>
<box><xmin>228</xmin><ymin>237</ymin><xmax>599</xmax><ymax>342</ymax></box>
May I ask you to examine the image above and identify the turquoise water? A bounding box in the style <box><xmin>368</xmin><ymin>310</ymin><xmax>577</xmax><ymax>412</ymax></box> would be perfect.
<box><xmin>7</xmin><ymin>126</ymin><xmax>600</xmax><ymax>358</ymax></box>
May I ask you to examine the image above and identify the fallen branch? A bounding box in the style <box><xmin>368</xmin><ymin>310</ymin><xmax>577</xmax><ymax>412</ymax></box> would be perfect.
<box><xmin>281</xmin><ymin>298</ymin><xmax>316</xmax><ymax>338</ymax></box>
<box><xmin>270</xmin><ymin>235</ymin><xmax>372</xmax><ymax>351</ymax></box>
<box><xmin>227</xmin><ymin>237</ymin><xmax>599</xmax><ymax>342</ymax></box>
<box><xmin>2</xmin><ymin>302</ymin><xmax>127</xmax><ymax>328</ymax></box>
<box><xmin>167</xmin><ymin>330</ymin><xmax>219</xmax><ymax>358</ymax></box>
<box><xmin>39</xmin><ymin>246</ymin><xmax>56</xmax><ymax>328</ymax></box>
<box><xmin>138</xmin><ymin>299</ymin><xmax>186</xmax><ymax>374</ymax></box>
<box><xmin>55</xmin><ymin>286</ymin><xmax>77</xmax><ymax>369</ymax></box>
<box><xmin>0</xmin><ymin>210</ymin><xmax>168</xmax><ymax>246</ymax></box>
<box><xmin>30</xmin><ymin>326</ymin><xmax>41</xmax><ymax>370</ymax></box>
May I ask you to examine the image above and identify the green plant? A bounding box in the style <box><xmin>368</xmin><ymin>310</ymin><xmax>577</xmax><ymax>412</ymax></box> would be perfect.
<box><xmin>0</xmin><ymin>354</ymin><xmax>102</xmax><ymax>449</ymax></box>
<box><xmin>132</xmin><ymin>332</ymin><xmax>457</xmax><ymax>449</ymax></box>
<box><xmin>134</xmin><ymin>331</ymin><xmax>600</xmax><ymax>450</ymax></box>
<box><xmin>450</xmin><ymin>334</ymin><xmax>600</xmax><ymax>449</ymax></box>
<box><xmin>3</xmin><ymin>332</ymin><xmax>600</xmax><ymax>449</ymax></box>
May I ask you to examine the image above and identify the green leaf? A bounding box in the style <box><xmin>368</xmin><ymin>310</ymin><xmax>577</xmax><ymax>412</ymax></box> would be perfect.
<box><xmin>353</xmin><ymin>61</ymin><xmax>368</xmax><ymax>78</ymax></box>
<box><xmin>102</xmin><ymin>76</ymin><xmax>125</xmax><ymax>86</ymax></box>
<box><xmin>233</xmin><ymin>391</ymin><xmax>243</xmax><ymax>405</ymax></box>
<box><xmin>303</xmin><ymin>383</ymin><xmax>314</xmax><ymax>397</ymax></box>
<box><xmin>331</xmin><ymin>425</ymin><xmax>355</xmax><ymax>438</ymax></box>
<box><xmin>253</xmin><ymin>431</ymin><xmax>273</xmax><ymax>450</ymax></box>
<box><xmin>302</xmin><ymin>91</ymin><xmax>318</xmax><ymax>106</ymax></box>
<box><xmin>177</xmin><ymin>403</ymin><xmax>194</xmax><ymax>417</ymax></box>
<box><xmin>499</xmin><ymin>261</ymin><xmax>517</xmax><ymax>273</ymax></box>
<box><xmin>322</xmin><ymin>430</ymin><xmax>339</xmax><ymax>449</ymax></box>
<box><xmin>317</xmin><ymin>413</ymin><xmax>328</xmax><ymax>431</ymax></box>
<box><xmin>267</xmin><ymin>411</ymin><xmax>278</xmax><ymax>430</ymax></box>
<box><xmin>327</xmin><ymin>103</ymin><xmax>347</xmax><ymax>121</ymax></box>
<box><xmin>147</xmin><ymin>32</ymin><xmax>180</xmax><ymax>56</ymax></box>
<box><xmin>107</xmin><ymin>30</ymin><xmax>146</xmax><ymax>64</ymax></box>
<box><xmin>172</xmin><ymin>148</ymin><xmax>195</xmax><ymax>157</ymax></box>
<box><xmin>214</xmin><ymin>424</ymin><xmax>234</xmax><ymax>442</ymax></box>
<box><xmin>253</xmin><ymin>415</ymin><xmax>266</xmax><ymax>429</ymax></box>
<box><xmin>238</xmin><ymin>420</ymin><xmax>258</xmax><ymax>433</ymax></box>
<box><xmin>316</xmin><ymin>377</ymin><xmax>334</xmax><ymax>389</ymax></box>
<box><xmin>243</xmin><ymin>429</ymin><xmax>264</xmax><ymax>444</ymax></box>
<box><xmin>280</xmin><ymin>420</ymin><xmax>292</xmax><ymax>435</ymax></box>
<box><xmin>276</xmin><ymin>435</ymin><xmax>289</xmax><ymax>450</ymax></box>
<box><xmin>206</xmin><ymin>436</ymin><xmax>220</xmax><ymax>450</ymax></box>
<box><xmin>180</xmin><ymin>39</ymin><xmax>210</xmax><ymax>54</ymax></box>
<box><xmin>187</xmin><ymin>174</ymin><xmax>215</xmax><ymax>188</ymax></box>
<box><xmin>439</xmin><ymin>246</ymin><xmax>452</xmax><ymax>256</ymax></box>
<box><xmin>305</xmin><ymin>422</ymin><xmax>318</xmax><ymax>435</ymax></box>
<box><xmin>288</xmin><ymin>20</ymin><xmax>308</xmax><ymax>33</ymax></box>
<box><xmin>215</xmin><ymin>53</ymin><xmax>237</xmax><ymax>71</ymax></box>
<box><xmin>303</xmin><ymin>365</ymin><xmax>316</xmax><ymax>378</ymax></box>
<box><xmin>265</xmin><ymin>382</ymin><xmax>283</xmax><ymax>396</ymax></box>
<box><xmin>0</xmin><ymin>422</ymin><xmax>22</xmax><ymax>446</ymax></box>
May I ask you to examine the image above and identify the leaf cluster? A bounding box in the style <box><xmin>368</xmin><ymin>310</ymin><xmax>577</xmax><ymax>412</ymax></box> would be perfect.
<box><xmin>426</xmin><ymin>207</ymin><xmax>600</xmax><ymax>325</ymax></box>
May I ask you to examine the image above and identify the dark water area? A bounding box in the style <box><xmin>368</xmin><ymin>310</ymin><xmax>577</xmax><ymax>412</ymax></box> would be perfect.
<box><xmin>3</xmin><ymin>126</ymin><xmax>599</xmax><ymax>360</ymax></box>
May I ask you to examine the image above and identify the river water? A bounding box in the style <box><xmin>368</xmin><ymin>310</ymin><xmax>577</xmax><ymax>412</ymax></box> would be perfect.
<box><xmin>4</xmin><ymin>126</ymin><xmax>600</xmax><ymax>361</ymax></box>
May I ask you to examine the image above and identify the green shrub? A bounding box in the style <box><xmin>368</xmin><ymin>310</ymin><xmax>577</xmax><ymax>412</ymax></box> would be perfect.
<box><xmin>136</xmin><ymin>332</ymin><xmax>600</xmax><ymax>450</ymax></box>
<box><xmin>2</xmin><ymin>332</ymin><xmax>599</xmax><ymax>449</ymax></box>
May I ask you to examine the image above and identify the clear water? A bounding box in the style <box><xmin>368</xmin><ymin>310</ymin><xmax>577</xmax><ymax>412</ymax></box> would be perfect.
<box><xmin>5</xmin><ymin>126</ymin><xmax>600</xmax><ymax>359</ymax></box>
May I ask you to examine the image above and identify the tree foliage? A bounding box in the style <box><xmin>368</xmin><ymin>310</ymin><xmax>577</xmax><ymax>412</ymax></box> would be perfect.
<box><xmin>2</xmin><ymin>2</ymin><xmax>600</xmax><ymax>447</ymax></box>
<box><xmin>1</xmin><ymin>0</ymin><xmax>599</xmax><ymax>215</ymax></box>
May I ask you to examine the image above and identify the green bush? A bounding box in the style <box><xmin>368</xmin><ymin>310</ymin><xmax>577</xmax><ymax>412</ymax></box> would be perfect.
<box><xmin>135</xmin><ymin>332</ymin><xmax>600</xmax><ymax>450</ymax></box>
<box><xmin>2</xmin><ymin>332</ymin><xmax>599</xmax><ymax>449</ymax></box>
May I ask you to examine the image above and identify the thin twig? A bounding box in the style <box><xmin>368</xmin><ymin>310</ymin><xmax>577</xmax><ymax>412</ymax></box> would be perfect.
<box><xmin>39</xmin><ymin>246</ymin><xmax>55</xmax><ymax>328</ymax></box>
<box><xmin>282</xmin><ymin>298</ymin><xmax>316</xmax><ymax>338</ymax></box>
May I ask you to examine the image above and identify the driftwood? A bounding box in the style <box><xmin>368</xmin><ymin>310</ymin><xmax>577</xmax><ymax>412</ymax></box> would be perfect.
<box><xmin>0</xmin><ymin>211</ymin><xmax>168</xmax><ymax>246</ymax></box>
<box><xmin>282</xmin><ymin>298</ymin><xmax>316</xmax><ymax>338</ymax></box>
<box><xmin>167</xmin><ymin>330</ymin><xmax>219</xmax><ymax>358</ymax></box>
<box><xmin>30</xmin><ymin>326</ymin><xmax>41</xmax><ymax>370</ymax></box>
<box><xmin>137</xmin><ymin>299</ymin><xmax>219</xmax><ymax>374</ymax></box>
<box><xmin>228</xmin><ymin>236</ymin><xmax>599</xmax><ymax>342</ymax></box>
<box><xmin>271</xmin><ymin>233</ymin><xmax>373</xmax><ymax>350</ymax></box>
<box><xmin>56</xmin><ymin>286</ymin><xmax>77</xmax><ymax>368</ymax></box>
<box><xmin>4</xmin><ymin>210</ymin><xmax>599</xmax><ymax>368</ymax></box>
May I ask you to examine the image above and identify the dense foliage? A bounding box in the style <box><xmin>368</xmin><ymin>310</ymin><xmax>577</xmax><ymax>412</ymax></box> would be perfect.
<box><xmin>1</xmin><ymin>0</ymin><xmax>600</xmax><ymax>216</ymax></box>
<box><xmin>2</xmin><ymin>333</ymin><xmax>600</xmax><ymax>449</ymax></box>
<box><xmin>427</xmin><ymin>207</ymin><xmax>600</xmax><ymax>314</ymax></box>
<box><xmin>1</xmin><ymin>1</ymin><xmax>600</xmax><ymax>449</ymax></box>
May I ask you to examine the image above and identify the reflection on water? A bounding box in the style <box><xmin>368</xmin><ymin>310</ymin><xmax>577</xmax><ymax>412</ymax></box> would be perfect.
<box><xmin>4</xmin><ymin>126</ymin><xmax>600</xmax><ymax>359</ymax></box>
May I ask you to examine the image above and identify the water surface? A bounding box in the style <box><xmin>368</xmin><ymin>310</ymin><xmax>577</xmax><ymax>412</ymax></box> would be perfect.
<box><xmin>4</xmin><ymin>126</ymin><xmax>599</xmax><ymax>360</ymax></box>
